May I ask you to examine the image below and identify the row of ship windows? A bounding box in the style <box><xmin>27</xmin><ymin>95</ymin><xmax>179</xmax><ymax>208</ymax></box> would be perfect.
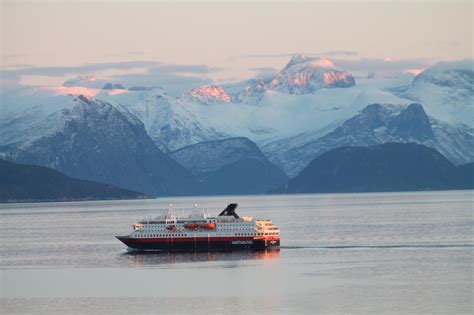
<box><xmin>142</xmin><ymin>224</ymin><xmax>254</xmax><ymax>229</ymax></box>
<box><xmin>135</xmin><ymin>233</ymin><xmax>255</xmax><ymax>238</ymax></box>
<box><xmin>134</xmin><ymin>232</ymin><xmax>278</xmax><ymax>238</ymax></box>
<box><xmin>218</xmin><ymin>222</ymin><xmax>251</xmax><ymax>225</ymax></box>
<box><xmin>141</xmin><ymin>228</ymin><xmax>254</xmax><ymax>231</ymax></box>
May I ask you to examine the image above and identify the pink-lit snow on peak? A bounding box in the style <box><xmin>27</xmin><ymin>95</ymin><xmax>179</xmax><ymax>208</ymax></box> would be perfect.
<box><xmin>310</xmin><ymin>58</ymin><xmax>336</xmax><ymax>68</ymax></box>
<box><xmin>187</xmin><ymin>85</ymin><xmax>231</xmax><ymax>103</ymax></box>
<box><xmin>323</xmin><ymin>71</ymin><xmax>351</xmax><ymax>85</ymax></box>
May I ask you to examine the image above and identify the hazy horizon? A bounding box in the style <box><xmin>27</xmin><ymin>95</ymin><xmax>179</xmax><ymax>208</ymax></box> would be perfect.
<box><xmin>2</xmin><ymin>1</ymin><xmax>472</xmax><ymax>93</ymax></box>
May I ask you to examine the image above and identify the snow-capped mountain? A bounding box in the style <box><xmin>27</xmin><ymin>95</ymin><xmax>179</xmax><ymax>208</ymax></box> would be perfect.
<box><xmin>394</xmin><ymin>60</ymin><xmax>473</xmax><ymax>126</ymax></box>
<box><xmin>98</xmin><ymin>88</ymin><xmax>229</xmax><ymax>151</ymax></box>
<box><xmin>263</xmin><ymin>103</ymin><xmax>474</xmax><ymax>177</ymax></box>
<box><xmin>229</xmin><ymin>56</ymin><xmax>357</xmax><ymax>100</ymax></box>
<box><xmin>0</xmin><ymin>96</ymin><xmax>200</xmax><ymax>196</ymax></box>
<box><xmin>102</xmin><ymin>84</ymin><xmax>362</xmax><ymax>150</ymax></box>
<box><xmin>179</xmin><ymin>55</ymin><xmax>356</xmax><ymax>106</ymax></box>
<box><xmin>0</xmin><ymin>88</ymin><xmax>82</xmax><ymax>147</ymax></box>
<box><xmin>429</xmin><ymin>118</ymin><xmax>474</xmax><ymax>166</ymax></box>
<box><xmin>11</xmin><ymin>55</ymin><xmax>412</xmax><ymax>152</ymax></box>
<box><xmin>168</xmin><ymin>137</ymin><xmax>288</xmax><ymax>194</ymax></box>
<box><xmin>170</xmin><ymin>137</ymin><xmax>272</xmax><ymax>176</ymax></box>
<box><xmin>227</xmin><ymin>79</ymin><xmax>268</xmax><ymax>105</ymax></box>
<box><xmin>2</xmin><ymin>55</ymin><xmax>460</xmax><ymax>154</ymax></box>
<box><xmin>180</xmin><ymin>85</ymin><xmax>231</xmax><ymax>105</ymax></box>
<box><xmin>268</xmin><ymin>56</ymin><xmax>356</xmax><ymax>94</ymax></box>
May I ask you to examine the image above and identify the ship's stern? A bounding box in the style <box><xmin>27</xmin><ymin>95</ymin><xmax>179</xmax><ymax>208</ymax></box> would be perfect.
<box><xmin>252</xmin><ymin>237</ymin><xmax>280</xmax><ymax>250</ymax></box>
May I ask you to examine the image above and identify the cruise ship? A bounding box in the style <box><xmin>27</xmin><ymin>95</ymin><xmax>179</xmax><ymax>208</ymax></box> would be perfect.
<box><xmin>116</xmin><ymin>204</ymin><xmax>280</xmax><ymax>251</ymax></box>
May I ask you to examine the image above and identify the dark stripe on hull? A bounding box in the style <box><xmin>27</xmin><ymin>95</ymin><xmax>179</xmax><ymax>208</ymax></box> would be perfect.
<box><xmin>116</xmin><ymin>236</ymin><xmax>280</xmax><ymax>251</ymax></box>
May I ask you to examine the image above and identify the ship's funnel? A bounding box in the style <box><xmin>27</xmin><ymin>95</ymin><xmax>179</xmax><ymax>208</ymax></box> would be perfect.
<box><xmin>218</xmin><ymin>203</ymin><xmax>239</xmax><ymax>218</ymax></box>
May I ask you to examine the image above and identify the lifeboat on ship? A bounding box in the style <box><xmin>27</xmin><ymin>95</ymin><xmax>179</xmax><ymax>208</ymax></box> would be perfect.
<box><xmin>198</xmin><ymin>223</ymin><xmax>215</xmax><ymax>229</ymax></box>
<box><xmin>166</xmin><ymin>225</ymin><xmax>176</xmax><ymax>231</ymax></box>
<box><xmin>184</xmin><ymin>223</ymin><xmax>199</xmax><ymax>229</ymax></box>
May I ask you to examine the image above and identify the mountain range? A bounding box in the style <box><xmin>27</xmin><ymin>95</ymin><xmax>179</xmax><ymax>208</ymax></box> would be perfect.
<box><xmin>262</xmin><ymin>102</ymin><xmax>474</xmax><ymax>177</ymax></box>
<box><xmin>0</xmin><ymin>56</ymin><xmax>472</xmax><ymax>197</ymax></box>
<box><xmin>0</xmin><ymin>96</ymin><xmax>200</xmax><ymax>196</ymax></box>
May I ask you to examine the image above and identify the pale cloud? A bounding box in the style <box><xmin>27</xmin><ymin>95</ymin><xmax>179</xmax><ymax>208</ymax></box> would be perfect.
<box><xmin>2</xmin><ymin>1</ymin><xmax>470</xmax><ymax>94</ymax></box>
<box><xmin>323</xmin><ymin>51</ymin><xmax>359</xmax><ymax>57</ymax></box>
<box><xmin>2</xmin><ymin>61</ymin><xmax>159</xmax><ymax>78</ymax></box>
<box><xmin>333</xmin><ymin>58</ymin><xmax>430</xmax><ymax>75</ymax></box>
<box><xmin>2</xmin><ymin>61</ymin><xmax>223</xmax><ymax>95</ymax></box>
<box><xmin>107</xmin><ymin>71</ymin><xmax>213</xmax><ymax>96</ymax></box>
<box><xmin>0</xmin><ymin>55</ymin><xmax>465</xmax><ymax>96</ymax></box>
<box><xmin>230</xmin><ymin>50</ymin><xmax>359</xmax><ymax>61</ymax></box>
<box><xmin>2</xmin><ymin>1</ymin><xmax>471</xmax><ymax>72</ymax></box>
<box><xmin>249</xmin><ymin>67</ymin><xmax>279</xmax><ymax>78</ymax></box>
<box><xmin>41</xmin><ymin>86</ymin><xmax>130</xmax><ymax>98</ymax></box>
<box><xmin>42</xmin><ymin>86</ymin><xmax>101</xmax><ymax>98</ymax></box>
<box><xmin>18</xmin><ymin>67</ymin><xmax>148</xmax><ymax>87</ymax></box>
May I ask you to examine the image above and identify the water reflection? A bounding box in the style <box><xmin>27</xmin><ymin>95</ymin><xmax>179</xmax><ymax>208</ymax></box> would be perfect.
<box><xmin>121</xmin><ymin>249</ymin><xmax>280</xmax><ymax>267</ymax></box>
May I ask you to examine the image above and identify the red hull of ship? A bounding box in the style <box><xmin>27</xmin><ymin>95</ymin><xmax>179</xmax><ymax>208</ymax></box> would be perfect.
<box><xmin>116</xmin><ymin>235</ymin><xmax>280</xmax><ymax>251</ymax></box>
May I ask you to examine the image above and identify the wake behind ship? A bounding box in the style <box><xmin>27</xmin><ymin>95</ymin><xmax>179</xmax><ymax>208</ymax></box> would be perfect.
<box><xmin>116</xmin><ymin>204</ymin><xmax>280</xmax><ymax>251</ymax></box>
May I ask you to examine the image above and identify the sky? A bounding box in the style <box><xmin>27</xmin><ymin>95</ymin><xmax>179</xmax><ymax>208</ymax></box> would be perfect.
<box><xmin>1</xmin><ymin>0</ymin><xmax>472</xmax><ymax>94</ymax></box>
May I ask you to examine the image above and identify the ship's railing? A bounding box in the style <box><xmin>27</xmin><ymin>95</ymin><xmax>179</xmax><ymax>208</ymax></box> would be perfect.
<box><xmin>137</xmin><ymin>207</ymin><xmax>213</xmax><ymax>224</ymax></box>
<box><xmin>135</xmin><ymin>207</ymin><xmax>267</xmax><ymax>225</ymax></box>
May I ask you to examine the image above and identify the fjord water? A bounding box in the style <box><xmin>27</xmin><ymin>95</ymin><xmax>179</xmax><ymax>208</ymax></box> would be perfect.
<box><xmin>1</xmin><ymin>191</ymin><xmax>472</xmax><ymax>314</ymax></box>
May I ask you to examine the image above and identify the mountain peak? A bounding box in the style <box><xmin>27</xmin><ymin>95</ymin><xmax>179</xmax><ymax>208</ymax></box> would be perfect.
<box><xmin>182</xmin><ymin>85</ymin><xmax>231</xmax><ymax>104</ymax></box>
<box><xmin>285</xmin><ymin>55</ymin><xmax>337</xmax><ymax>70</ymax></box>
<box><xmin>76</xmin><ymin>94</ymin><xmax>93</xmax><ymax>105</ymax></box>
<box><xmin>285</xmin><ymin>54</ymin><xmax>313</xmax><ymax>68</ymax></box>
<box><xmin>270</xmin><ymin>56</ymin><xmax>355</xmax><ymax>94</ymax></box>
<box><xmin>353</xmin><ymin>103</ymin><xmax>434</xmax><ymax>140</ymax></box>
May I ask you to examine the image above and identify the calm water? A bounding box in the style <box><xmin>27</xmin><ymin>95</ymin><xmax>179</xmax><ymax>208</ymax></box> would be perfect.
<box><xmin>1</xmin><ymin>191</ymin><xmax>473</xmax><ymax>314</ymax></box>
